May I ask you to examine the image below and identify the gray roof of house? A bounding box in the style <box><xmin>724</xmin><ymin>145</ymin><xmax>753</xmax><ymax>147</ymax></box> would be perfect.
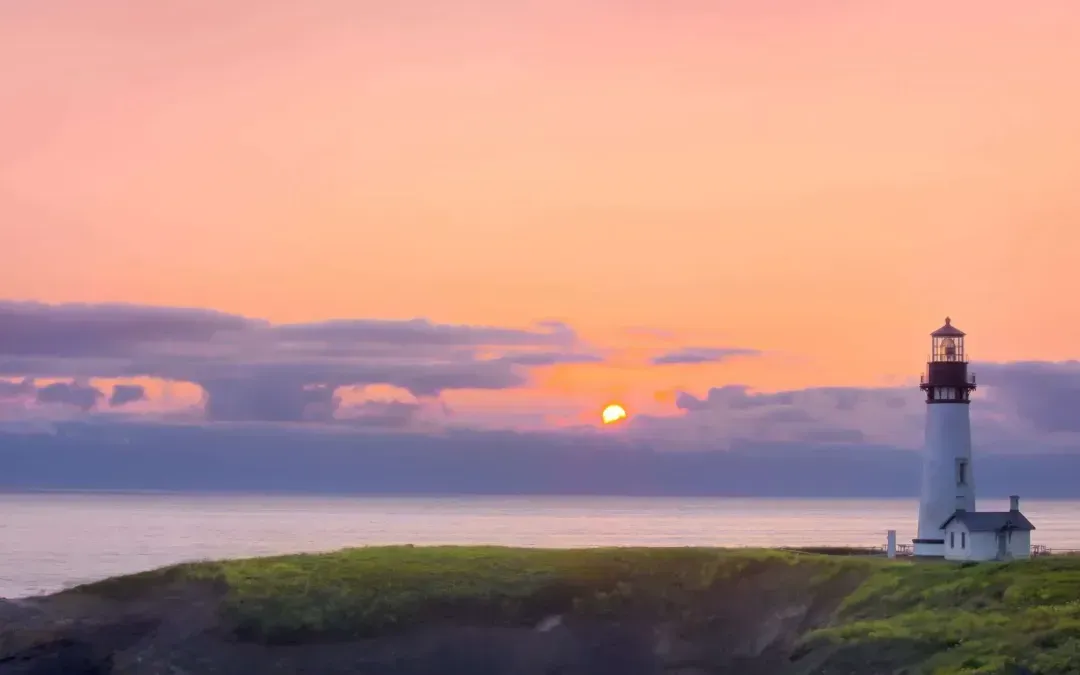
<box><xmin>940</xmin><ymin>510</ymin><xmax>1036</xmax><ymax>532</ymax></box>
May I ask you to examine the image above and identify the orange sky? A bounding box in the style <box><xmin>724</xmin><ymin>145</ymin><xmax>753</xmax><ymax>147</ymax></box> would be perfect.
<box><xmin>3</xmin><ymin>0</ymin><xmax>1080</xmax><ymax>423</ymax></box>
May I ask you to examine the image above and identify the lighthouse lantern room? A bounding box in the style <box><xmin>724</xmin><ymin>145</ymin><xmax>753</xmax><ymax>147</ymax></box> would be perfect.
<box><xmin>914</xmin><ymin>317</ymin><xmax>978</xmax><ymax>557</ymax></box>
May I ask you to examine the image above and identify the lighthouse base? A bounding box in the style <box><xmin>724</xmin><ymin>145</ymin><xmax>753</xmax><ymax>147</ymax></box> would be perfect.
<box><xmin>913</xmin><ymin>538</ymin><xmax>945</xmax><ymax>557</ymax></box>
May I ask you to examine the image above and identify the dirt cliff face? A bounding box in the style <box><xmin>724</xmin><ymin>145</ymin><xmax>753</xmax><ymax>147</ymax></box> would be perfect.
<box><xmin>0</xmin><ymin>556</ymin><xmax>868</xmax><ymax>675</ymax></box>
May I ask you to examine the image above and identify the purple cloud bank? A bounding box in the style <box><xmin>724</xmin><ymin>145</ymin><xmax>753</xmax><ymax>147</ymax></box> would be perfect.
<box><xmin>108</xmin><ymin>384</ymin><xmax>148</xmax><ymax>407</ymax></box>
<box><xmin>0</xmin><ymin>301</ymin><xmax>602</xmax><ymax>424</ymax></box>
<box><xmin>0</xmin><ymin>301</ymin><xmax>1078</xmax><ymax>458</ymax></box>
<box><xmin>629</xmin><ymin>360</ymin><xmax>1080</xmax><ymax>454</ymax></box>
<box><xmin>0</xmin><ymin>377</ymin><xmax>145</xmax><ymax>412</ymax></box>
<box><xmin>35</xmin><ymin>381</ymin><xmax>102</xmax><ymax>411</ymax></box>
<box><xmin>651</xmin><ymin>347</ymin><xmax>762</xmax><ymax>365</ymax></box>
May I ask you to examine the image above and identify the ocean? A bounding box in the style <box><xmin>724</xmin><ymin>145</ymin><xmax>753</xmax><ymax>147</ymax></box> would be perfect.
<box><xmin>2</xmin><ymin>491</ymin><xmax>1078</xmax><ymax>599</ymax></box>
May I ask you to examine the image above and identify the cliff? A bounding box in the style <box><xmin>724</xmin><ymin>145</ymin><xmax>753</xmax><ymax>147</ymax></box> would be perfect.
<box><xmin>2</xmin><ymin>547</ymin><xmax>1076</xmax><ymax>675</ymax></box>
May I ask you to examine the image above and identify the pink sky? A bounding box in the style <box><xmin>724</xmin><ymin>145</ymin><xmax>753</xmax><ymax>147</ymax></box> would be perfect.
<box><xmin>3</xmin><ymin>0</ymin><xmax>1080</xmax><ymax>427</ymax></box>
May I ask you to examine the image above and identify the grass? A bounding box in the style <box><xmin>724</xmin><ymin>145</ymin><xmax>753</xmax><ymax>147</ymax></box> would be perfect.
<box><xmin>73</xmin><ymin>546</ymin><xmax>865</xmax><ymax>641</ymax></box>
<box><xmin>196</xmin><ymin>546</ymin><xmax>861</xmax><ymax>642</ymax></box>
<box><xmin>798</xmin><ymin>555</ymin><xmax>1080</xmax><ymax>674</ymax></box>
<box><xmin>68</xmin><ymin>547</ymin><xmax>1080</xmax><ymax>674</ymax></box>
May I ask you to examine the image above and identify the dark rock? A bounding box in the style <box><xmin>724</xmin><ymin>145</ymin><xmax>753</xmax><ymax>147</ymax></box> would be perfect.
<box><xmin>0</xmin><ymin>639</ymin><xmax>111</xmax><ymax>675</ymax></box>
<box><xmin>0</xmin><ymin>601</ymin><xmax>41</xmax><ymax>626</ymax></box>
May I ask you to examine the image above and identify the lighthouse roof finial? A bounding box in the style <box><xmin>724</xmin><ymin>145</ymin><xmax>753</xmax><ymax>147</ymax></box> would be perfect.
<box><xmin>931</xmin><ymin>316</ymin><xmax>965</xmax><ymax>337</ymax></box>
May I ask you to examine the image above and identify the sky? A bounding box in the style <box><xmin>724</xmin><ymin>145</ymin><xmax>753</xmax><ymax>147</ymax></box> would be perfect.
<box><xmin>3</xmin><ymin>1</ymin><xmax>1080</xmax><ymax>494</ymax></box>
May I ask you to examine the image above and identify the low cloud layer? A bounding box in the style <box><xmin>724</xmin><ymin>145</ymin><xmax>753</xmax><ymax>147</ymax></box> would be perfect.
<box><xmin>0</xmin><ymin>301</ymin><xmax>601</xmax><ymax>423</ymax></box>
<box><xmin>651</xmin><ymin>347</ymin><xmax>761</xmax><ymax>365</ymax></box>
<box><xmin>975</xmin><ymin>361</ymin><xmax>1080</xmax><ymax>434</ymax></box>
<box><xmin>0</xmin><ymin>302</ymin><xmax>252</xmax><ymax>358</ymax></box>
<box><xmin>630</xmin><ymin>360</ymin><xmax>1080</xmax><ymax>454</ymax></box>
<box><xmin>0</xmin><ymin>378</ymin><xmax>34</xmax><ymax>398</ymax></box>
<box><xmin>1</xmin><ymin>301</ymin><xmax>1078</xmax><ymax>461</ymax></box>
<box><xmin>2</xmin><ymin>378</ymin><xmax>147</xmax><ymax>412</ymax></box>
<box><xmin>108</xmin><ymin>384</ymin><xmax>147</xmax><ymax>407</ymax></box>
<box><xmin>5</xmin><ymin>421</ymin><xmax>1080</xmax><ymax>498</ymax></box>
<box><xmin>35</xmin><ymin>381</ymin><xmax>102</xmax><ymax>411</ymax></box>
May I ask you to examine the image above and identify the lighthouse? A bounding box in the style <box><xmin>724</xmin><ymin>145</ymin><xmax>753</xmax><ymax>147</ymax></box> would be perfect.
<box><xmin>914</xmin><ymin>317</ymin><xmax>977</xmax><ymax>557</ymax></box>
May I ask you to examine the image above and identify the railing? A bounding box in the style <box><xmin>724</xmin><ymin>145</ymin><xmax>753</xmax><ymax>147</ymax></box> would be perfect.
<box><xmin>782</xmin><ymin>543</ymin><xmax>1079</xmax><ymax>558</ymax></box>
<box><xmin>1032</xmin><ymin>545</ymin><xmax>1080</xmax><ymax>557</ymax></box>
<box><xmin>778</xmin><ymin>544</ymin><xmax>914</xmax><ymax>558</ymax></box>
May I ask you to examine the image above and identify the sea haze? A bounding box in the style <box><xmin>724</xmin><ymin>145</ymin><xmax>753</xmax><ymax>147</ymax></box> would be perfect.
<box><xmin>4</xmin><ymin>491</ymin><xmax>1080</xmax><ymax>599</ymax></box>
<box><xmin>4</xmin><ymin>422</ymin><xmax>1080</xmax><ymax>498</ymax></box>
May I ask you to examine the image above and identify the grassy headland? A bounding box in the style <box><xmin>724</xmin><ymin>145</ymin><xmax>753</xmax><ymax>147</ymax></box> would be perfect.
<box><xmin>56</xmin><ymin>547</ymin><xmax>1080</xmax><ymax>674</ymax></box>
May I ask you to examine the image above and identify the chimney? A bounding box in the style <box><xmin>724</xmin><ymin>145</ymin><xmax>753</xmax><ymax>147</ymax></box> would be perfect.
<box><xmin>1010</xmin><ymin>495</ymin><xmax>1020</xmax><ymax>512</ymax></box>
<box><xmin>955</xmin><ymin>495</ymin><xmax>966</xmax><ymax>512</ymax></box>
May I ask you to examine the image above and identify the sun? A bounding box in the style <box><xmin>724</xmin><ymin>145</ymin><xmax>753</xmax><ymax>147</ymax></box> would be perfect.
<box><xmin>601</xmin><ymin>404</ymin><xmax>627</xmax><ymax>425</ymax></box>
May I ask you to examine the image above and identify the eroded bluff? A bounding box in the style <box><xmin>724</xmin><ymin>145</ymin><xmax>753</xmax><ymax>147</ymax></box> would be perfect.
<box><xmin>1</xmin><ymin>559</ymin><xmax>867</xmax><ymax>675</ymax></box>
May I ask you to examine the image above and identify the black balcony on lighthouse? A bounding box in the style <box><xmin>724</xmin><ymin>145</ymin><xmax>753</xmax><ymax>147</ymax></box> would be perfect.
<box><xmin>919</xmin><ymin>317</ymin><xmax>977</xmax><ymax>404</ymax></box>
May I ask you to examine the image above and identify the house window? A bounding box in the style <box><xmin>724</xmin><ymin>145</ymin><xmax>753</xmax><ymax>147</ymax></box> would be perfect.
<box><xmin>961</xmin><ymin>532</ymin><xmax>966</xmax><ymax>549</ymax></box>
<box><xmin>950</xmin><ymin>532</ymin><xmax>955</xmax><ymax>548</ymax></box>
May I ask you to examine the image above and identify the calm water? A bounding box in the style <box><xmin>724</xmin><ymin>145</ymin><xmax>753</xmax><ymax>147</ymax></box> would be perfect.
<box><xmin>2</xmin><ymin>492</ymin><xmax>1078</xmax><ymax>598</ymax></box>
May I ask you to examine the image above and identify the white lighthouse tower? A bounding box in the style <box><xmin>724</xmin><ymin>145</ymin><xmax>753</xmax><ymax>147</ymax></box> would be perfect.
<box><xmin>914</xmin><ymin>317</ymin><xmax>977</xmax><ymax>557</ymax></box>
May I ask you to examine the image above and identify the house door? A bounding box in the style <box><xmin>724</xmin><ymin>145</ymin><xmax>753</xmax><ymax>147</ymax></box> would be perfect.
<box><xmin>997</xmin><ymin>532</ymin><xmax>1008</xmax><ymax>559</ymax></box>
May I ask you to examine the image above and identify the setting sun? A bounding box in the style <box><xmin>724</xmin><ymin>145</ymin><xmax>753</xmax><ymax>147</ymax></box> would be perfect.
<box><xmin>601</xmin><ymin>404</ymin><xmax>627</xmax><ymax>425</ymax></box>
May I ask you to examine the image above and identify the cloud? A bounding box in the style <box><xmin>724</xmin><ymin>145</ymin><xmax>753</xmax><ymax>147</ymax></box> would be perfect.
<box><xmin>275</xmin><ymin>318</ymin><xmax>577</xmax><ymax>348</ymax></box>
<box><xmin>0</xmin><ymin>301</ymin><xmax>253</xmax><ymax>358</ymax></box>
<box><xmin>340</xmin><ymin>400</ymin><xmax>421</xmax><ymax>428</ymax></box>
<box><xmin>0</xmin><ymin>377</ymin><xmax>35</xmax><ymax>398</ymax></box>
<box><xmin>651</xmin><ymin>347</ymin><xmax>761</xmax><ymax>365</ymax></box>
<box><xmin>5</xmin><ymin>420</ymin><xmax>1080</xmax><ymax>498</ymax></box>
<box><xmin>631</xmin><ymin>360</ymin><xmax>1080</xmax><ymax>454</ymax></box>
<box><xmin>975</xmin><ymin>360</ymin><xmax>1080</xmax><ymax>433</ymax></box>
<box><xmin>35</xmin><ymin>381</ymin><xmax>103</xmax><ymax>411</ymax></box>
<box><xmin>673</xmin><ymin>385</ymin><xmax>909</xmax><ymax>413</ymax></box>
<box><xmin>635</xmin><ymin>383</ymin><xmax>920</xmax><ymax>450</ymax></box>
<box><xmin>185</xmin><ymin>358</ymin><xmax>528</xmax><ymax>422</ymax></box>
<box><xmin>0</xmin><ymin>301</ymin><xmax>602</xmax><ymax>423</ymax></box>
<box><xmin>108</xmin><ymin>384</ymin><xmax>147</xmax><ymax>407</ymax></box>
<box><xmin>499</xmin><ymin>352</ymin><xmax>605</xmax><ymax>367</ymax></box>
<box><xmin>201</xmin><ymin>378</ymin><xmax>339</xmax><ymax>423</ymax></box>
<box><xmin>2</xmin><ymin>357</ymin><xmax>1080</xmax><ymax>497</ymax></box>
<box><xmin>2</xmin><ymin>301</ymin><xmax>1078</xmax><ymax>458</ymax></box>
